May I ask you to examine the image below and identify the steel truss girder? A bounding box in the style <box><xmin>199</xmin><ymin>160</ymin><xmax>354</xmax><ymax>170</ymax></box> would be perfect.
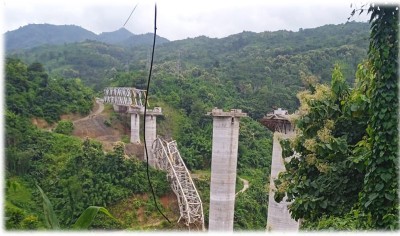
<box><xmin>153</xmin><ymin>137</ymin><xmax>205</xmax><ymax>231</ymax></box>
<box><xmin>103</xmin><ymin>87</ymin><xmax>147</xmax><ymax>107</ymax></box>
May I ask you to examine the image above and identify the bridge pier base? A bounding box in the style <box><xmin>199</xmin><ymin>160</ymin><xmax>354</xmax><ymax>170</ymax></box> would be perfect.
<box><xmin>207</xmin><ymin>108</ymin><xmax>247</xmax><ymax>231</ymax></box>
<box><xmin>144</xmin><ymin>107</ymin><xmax>163</xmax><ymax>167</ymax></box>
<box><xmin>130</xmin><ymin>112</ymin><xmax>141</xmax><ymax>143</ymax></box>
<box><xmin>266</xmin><ymin>131</ymin><xmax>299</xmax><ymax>231</ymax></box>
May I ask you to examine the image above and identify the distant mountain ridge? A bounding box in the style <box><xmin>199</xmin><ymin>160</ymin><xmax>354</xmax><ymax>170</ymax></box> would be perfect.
<box><xmin>97</xmin><ymin>28</ymin><xmax>133</xmax><ymax>44</ymax></box>
<box><xmin>8</xmin><ymin>21</ymin><xmax>369</xmax><ymax>118</ymax></box>
<box><xmin>5</xmin><ymin>23</ymin><xmax>169</xmax><ymax>51</ymax></box>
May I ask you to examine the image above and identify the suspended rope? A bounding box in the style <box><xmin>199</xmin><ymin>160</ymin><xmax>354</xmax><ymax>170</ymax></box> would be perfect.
<box><xmin>142</xmin><ymin>3</ymin><xmax>172</xmax><ymax>224</ymax></box>
<box><xmin>123</xmin><ymin>3</ymin><xmax>138</xmax><ymax>27</ymax></box>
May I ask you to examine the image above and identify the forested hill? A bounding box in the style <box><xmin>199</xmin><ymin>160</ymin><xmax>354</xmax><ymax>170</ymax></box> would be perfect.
<box><xmin>9</xmin><ymin>21</ymin><xmax>369</xmax><ymax>118</ymax></box>
<box><xmin>5</xmin><ymin>24</ymin><xmax>169</xmax><ymax>51</ymax></box>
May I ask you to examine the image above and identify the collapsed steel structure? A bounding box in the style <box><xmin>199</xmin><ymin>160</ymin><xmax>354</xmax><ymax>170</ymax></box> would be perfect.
<box><xmin>259</xmin><ymin>108</ymin><xmax>294</xmax><ymax>134</ymax></box>
<box><xmin>153</xmin><ymin>137</ymin><xmax>205</xmax><ymax>231</ymax></box>
<box><xmin>103</xmin><ymin>87</ymin><xmax>204</xmax><ymax>230</ymax></box>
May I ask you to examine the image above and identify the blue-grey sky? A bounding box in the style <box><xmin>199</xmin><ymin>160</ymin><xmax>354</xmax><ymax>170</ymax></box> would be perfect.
<box><xmin>3</xmin><ymin>0</ymin><xmax>370</xmax><ymax>41</ymax></box>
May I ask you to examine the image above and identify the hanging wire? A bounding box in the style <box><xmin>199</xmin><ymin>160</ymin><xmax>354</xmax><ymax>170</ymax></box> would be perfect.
<box><xmin>123</xmin><ymin>3</ymin><xmax>138</xmax><ymax>27</ymax></box>
<box><xmin>142</xmin><ymin>3</ymin><xmax>172</xmax><ymax>224</ymax></box>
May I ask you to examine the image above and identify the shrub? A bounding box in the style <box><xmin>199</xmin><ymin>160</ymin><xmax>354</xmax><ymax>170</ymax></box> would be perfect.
<box><xmin>54</xmin><ymin>120</ymin><xmax>74</xmax><ymax>135</ymax></box>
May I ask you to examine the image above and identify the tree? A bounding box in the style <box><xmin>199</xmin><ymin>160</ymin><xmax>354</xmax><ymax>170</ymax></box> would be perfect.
<box><xmin>54</xmin><ymin>120</ymin><xmax>74</xmax><ymax>135</ymax></box>
<box><xmin>274</xmin><ymin>65</ymin><xmax>367</xmax><ymax>222</ymax></box>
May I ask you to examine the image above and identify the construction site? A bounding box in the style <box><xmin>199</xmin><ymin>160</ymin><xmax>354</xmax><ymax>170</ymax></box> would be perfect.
<box><xmin>71</xmin><ymin>86</ymin><xmax>300</xmax><ymax>231</ymax></box>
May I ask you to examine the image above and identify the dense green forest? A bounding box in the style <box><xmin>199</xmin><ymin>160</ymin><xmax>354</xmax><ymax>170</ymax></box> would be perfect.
<box><xmin>4</xmin><ymin>58</ymin><xmax>272</xmax><ymax>230</ymax></box>
<box><xmin>5</xmin><ymin>58</ymin><xmax>93</xmax><ymax>123</ymax></box>
<box><xmin>5</xmin><ymin>15</ymin><xmax>397</xmax><ymax>231</ymax></box>
<box><xmin>11</xmin><ymin>21</ymin><xmax>369</xmax><ymax>119</ymax></box>
<box><xmin>5</xmin><ymin>59</ymin><xmax>173</xmax><ymax>229</ymax></box>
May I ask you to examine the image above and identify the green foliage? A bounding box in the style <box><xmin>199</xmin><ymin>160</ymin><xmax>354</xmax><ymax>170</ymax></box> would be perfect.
<box><xmin>72</xmin><ymin>206</ymin><xmax>115</xmax><ymax>230</ymax></box>
<box><xmin>234</xmin><ymin>169</ymin><xmax>270</xmax><ymax>230</ymax></box>
<box><xmin>233</xmin><ymin>119</ymin><xmax>272</xmax><ymax>230</ymax></box>
<box><xmin>5</xmin><ymin>202</ymin><xmax>26</xmax><ymax>229</ymax></box>
<box><xmin>10</xmin><ymin>22</ymin><xmax>369</xmax><ymax>118</ymax></box>
<box><xmin>121</xmin><ymin>135</ymin><xmax>130</xmax><ymax>143</ymax></box>
<box><xmin>5</xmin><ymin>109</ymin><xmax>170</xmax><ymax>230</ymax></box>
<box><xmin>359</xmin><ymin>5</ymin><xmax>399</xmax><ymax>230</ymax></box>
<box><xmin>238</xmin><ymin>118</ymin><xmax>273</xmax><ymax>170</ymax></box>
<box><xmin>5</xmin><ymin>177</ymin><xmax>40</xmax><ymax>216</ymax></box>
<box><xmin>275</xmin><ymin>5</ymin><xmax>399</xmax><ymax>229</ymax></box>
<box><xmin>54</xmin><ymin>120</ymin><xmax>74</xmax><ymax>135</ymax></box>
<box><xmin>5</xmin><ymin>200</ymin><xmax>42</xmax><ymax>230</ymax></box>
<box><xmin>37</xmin><ymin>184</ymin><xmax>116</xmax><ymax>230</ymax></box>
<box><xmin>274</xmin><ymin>64</ymin><xmax>370</xmax><ymax>223</ymax></box>
<box><xmin>5</xmin><ymin>21</ymin><xmax>375</xmax><ymax>231</ymax></box>
<box><xmin>42</xmin><ymin>140</ymin><xmax>170</xmax><ymax>227</ymax></box>
<box><xmin>191</xmin><ymin>171</ymin><xmax>211</xmax><ymax>228</ymax></box>
<box><xmin>20</xmin><ymin>215</ymin><xmax>41</xmax><ymax>230</ymax></box>
<box><xmin>36</xmin><ymin>184</ymin><xmax>60</xmax><ymax>229</ymax></box>
<box><xmin>5</xmin><ymin>58</ymin><xmax>94</xmax><ymax>123</ymax></box>
<box><xmin>301</xmin><ymin>208</ymin><xmax>373</xmax><ymax>231</ymax></box>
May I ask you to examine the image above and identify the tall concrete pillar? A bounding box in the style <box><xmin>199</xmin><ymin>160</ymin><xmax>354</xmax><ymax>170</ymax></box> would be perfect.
<box><xmin>208</xmin><ymin>108</ymin><xmax>247</xmax><ymax>231</ymax></box>
<box><xmin>266</xmin><ymin>131</ymin><xmax>299</xmax><ymax>231</ymax></box>
<box><xmin>144</xmin><ymin>107</ymin><xmax>162</xmax><ymax>167</ymax></box>
<box><xmin>130</xmin><ymin>112</ymin><xmax>140</xmax><ymax>143</ymax></box>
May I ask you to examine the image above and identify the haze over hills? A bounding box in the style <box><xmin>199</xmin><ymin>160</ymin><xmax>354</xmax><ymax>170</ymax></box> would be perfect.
<box><xmin>5</xmin><ymin>23</ymin><xmax>170</xmax><ymax>52</ymax></box>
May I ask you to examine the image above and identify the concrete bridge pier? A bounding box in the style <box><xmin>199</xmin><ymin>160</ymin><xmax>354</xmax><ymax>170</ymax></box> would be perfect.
<box><xmin>128</xmin><ymin>107</ymin><xmax>142</xmax><ymax>144</ymax></box>
<box><xmin>207</xmin><ymin>108</ymin><xmax>247</xmax><ymax>231</ymax></box>
<box><xmin>144</xmin><ymin>107</ymin><xmax>162</xmax><ymax>167</ymax></box>
<box><xmin>130</xmin><ymin>112</ymin><xmax>141</xmax><ymax>143</ymax></box>
<box><xmin>266</xmin><ymin>131</ymin><xmax>299</xmax><ymax>231</ymax></box>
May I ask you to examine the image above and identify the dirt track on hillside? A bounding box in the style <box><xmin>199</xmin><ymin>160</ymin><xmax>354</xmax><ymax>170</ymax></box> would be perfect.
<box><xmin>72</xmin><ymin>98</ymin><xmax>144</xmax><ymax>158</ymax></box>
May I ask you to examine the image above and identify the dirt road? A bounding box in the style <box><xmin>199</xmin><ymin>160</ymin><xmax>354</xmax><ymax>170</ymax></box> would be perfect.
<box><xmin>236</xmin><ymin>177</ymin><xmax>250</xmax><ymax>196</ymax></box>
<box><xmin>72</xmin><ymin>98</ymin><xmax>143</xmax><ymax>157</ymax></box>
<box><xmin>73</xmin><ymin>98</ymin><xmax>104</xmax><ymax>124</ymax></box>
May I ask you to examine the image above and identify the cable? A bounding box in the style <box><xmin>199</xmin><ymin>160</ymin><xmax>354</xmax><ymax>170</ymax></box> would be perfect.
<box><xmin>142</xmin><ymin>3</ymin><xmax>172</xmax><ymax>224</ymax></box>
<box><xmin>123</xmin><ymin>3</ymin><xmax>138</xmax><ymax>27</ymax></box>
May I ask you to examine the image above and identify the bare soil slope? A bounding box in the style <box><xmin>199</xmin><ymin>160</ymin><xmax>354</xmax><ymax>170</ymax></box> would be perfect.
<box><xmin>72</xmin><ymin>99</ymin><xmax>143</xmax><ymax>157</ymax></box>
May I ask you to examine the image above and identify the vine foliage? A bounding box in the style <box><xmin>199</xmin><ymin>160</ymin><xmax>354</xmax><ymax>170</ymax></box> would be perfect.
<box><xmin>359</xmin><ymin>5</ymin><xmax>399</xmax><ymax>229</ymax></box>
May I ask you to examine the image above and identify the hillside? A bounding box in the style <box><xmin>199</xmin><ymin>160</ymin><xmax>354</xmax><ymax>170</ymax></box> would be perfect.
<box><xmin>5</xmin><ymin>24</ymin><xmax>169</xmax><ymax>52</ymax></box>
<box><xmin>4</xmin><ymin>59</ymin><xmax>179</xmax><ymax>230</ymax></box>
<box><xmin>9</xmin><ymin>21</ymin><xmax>369</xmax><ymax>118</ymax></box>
<box><xmin>97</xmin><ymin>28</ymin><xmax>133</xmax><ymax>44</ymax></box>
<box><xmin>5</xmin><ymin>58</ymin><xmax>273</xmax><ymax>231</ymax></box>
<box><xmin>5</xmin><ymin>21</ymin><xmax>374</xmax><ymax>231</ymax></box>
<box><xmin>5</xmin><ymin>24</ymin><xmax>97</xmax><ymax>51</ymax></box>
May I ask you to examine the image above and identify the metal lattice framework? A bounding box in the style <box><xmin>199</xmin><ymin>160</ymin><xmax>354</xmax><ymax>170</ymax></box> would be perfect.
<box><xmin>103</xmin><ymin>87</ymin><xmax>147</xmax><ymax>107</ymax></box>
<box><xmin>153</xmin><ymin>137</ymin><xmax>205</xmax><ymax>231</ymax></box>
<box><xmin>259</xmin><ymin>112</ymin><xmax>294</xmax><ymax>134</ymax></box>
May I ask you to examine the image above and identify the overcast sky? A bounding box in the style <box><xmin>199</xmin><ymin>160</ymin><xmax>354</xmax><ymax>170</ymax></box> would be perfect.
<box><xmin>2</xmin><ymin>0</ymin><xmax>371</xmax><ymax>41</ymax></box>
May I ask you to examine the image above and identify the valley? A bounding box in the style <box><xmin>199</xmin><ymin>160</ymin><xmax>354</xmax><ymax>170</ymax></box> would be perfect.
<box><xmin>4</xmin><ymin>9</ymin><xmax>398</xmax><ymax>231</ymax></box>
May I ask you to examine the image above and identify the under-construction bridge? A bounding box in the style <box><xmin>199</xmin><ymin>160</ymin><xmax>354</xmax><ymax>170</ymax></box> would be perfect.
<box><xmin>103</xmin><ymin>87</ymin><xmax>147</xmax><ymax>107</ymax></box>
<box><xmin>153</xmin><ymin>137</ymin><xmax>205</xmax><ymax>231</ymax></box>
<box><xmin>103</xmin><ymin>87</ymin><xmax>204</xmax><ymax>230</ymax></box>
